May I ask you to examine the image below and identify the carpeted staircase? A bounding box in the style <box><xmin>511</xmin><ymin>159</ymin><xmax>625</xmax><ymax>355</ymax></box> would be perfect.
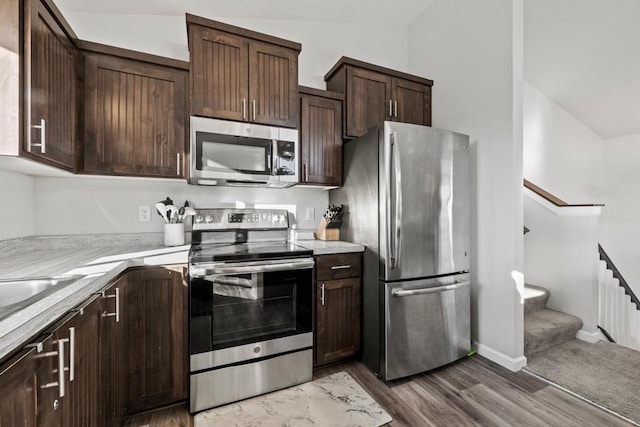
<box><xmin>524</xmin><ymin>285</ymin><xmax>583</xmax><ymax>356</ymax></box>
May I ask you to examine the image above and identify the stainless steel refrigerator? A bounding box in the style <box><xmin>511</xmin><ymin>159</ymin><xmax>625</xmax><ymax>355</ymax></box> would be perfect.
<box><xmin>329</xmin><ymin>121</ymin><xmax>471</xmax><ymax>380</ymax></box>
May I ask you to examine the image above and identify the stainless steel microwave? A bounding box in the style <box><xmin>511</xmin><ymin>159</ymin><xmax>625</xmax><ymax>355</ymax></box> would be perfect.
<box><xmin>189</xmin><ymin>117</ymin><xmax>298</xmax><ymax>188</ymax></box>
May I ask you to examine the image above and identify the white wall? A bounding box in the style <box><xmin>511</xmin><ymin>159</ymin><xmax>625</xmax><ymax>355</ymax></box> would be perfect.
<box><xmin>33</xmin><ymin>176</ymin><xmax>328</xmax><ymax>235</ymax></box>
<box><xmin>0</xmin><ymin>170</ymin><xmax>35</xmax><ymax>240</ymax></box>
<box><xmin>62</xmin><ymin>12</ymin><xmax>409</xmax><ymax>89</ymax></box>
<box><xmin>601</xmin><ymin>132</ymin><xmax>640</xmax><ymax>295</ymax></box>
<box><xmin>408</xmin><ymin>0</ymin><xmax>525</xmax><ymax>370</ymax></box>
<box><xmin>524</xmin><ymin>193</ymin><xmax>601</xmax><ymax>339</ymax></box>
<box><xmin>524</xmin><ymin>82</ymin><xmax>604</xmax><ymax>202</ymax></box>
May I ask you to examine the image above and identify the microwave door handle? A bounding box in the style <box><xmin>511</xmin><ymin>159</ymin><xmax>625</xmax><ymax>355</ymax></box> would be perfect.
<box><xmin>272</xmin><ymin>139</ymin><xmax>278</xmax><ymax>175</ymax></box>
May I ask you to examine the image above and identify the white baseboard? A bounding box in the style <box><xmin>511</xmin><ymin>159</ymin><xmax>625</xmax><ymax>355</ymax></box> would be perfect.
<box><xmin>472</xmin><ymin>340</ymin><xmax>527</xmax><ymax>372</ymax></box>
<box><xmin>576</xmin><ymin>329</ymin><xmax>602</xmax><ymax>343</ymax></box>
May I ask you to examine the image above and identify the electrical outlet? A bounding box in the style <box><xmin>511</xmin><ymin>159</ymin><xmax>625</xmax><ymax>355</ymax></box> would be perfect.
<box><xmin>306</xmin><ymin>207</ymin><xmax>315</xmax><ymax>221</ymax></box>
<box><xmin>139</xmin><ymin>205</ymin><xmax>151</xmax><ymax>222</ymax></box>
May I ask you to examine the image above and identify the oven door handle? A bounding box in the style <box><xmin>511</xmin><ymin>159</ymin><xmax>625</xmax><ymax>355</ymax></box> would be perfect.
<box><xmin>190</xmin><ymin>258</ymin><xmax>315</xmax><ymax>277</ymax></box>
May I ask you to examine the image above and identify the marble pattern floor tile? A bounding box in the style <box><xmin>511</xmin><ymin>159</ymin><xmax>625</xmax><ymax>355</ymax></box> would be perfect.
<box><xmin>194</xmin><ymin>371</ymin><xmax>391</xmax><ymax>427</ymax></box>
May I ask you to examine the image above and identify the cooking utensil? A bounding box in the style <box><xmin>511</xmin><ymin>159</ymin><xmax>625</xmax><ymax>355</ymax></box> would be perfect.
<box><xmin>155</xmin><ymin>203</ymin><xmax>169</xmax><ymax>223</ymax></box>
<box><xmin>167</xmin><ymin>205</ymin><xmax>179</xmax><ymax>223</ymax></box>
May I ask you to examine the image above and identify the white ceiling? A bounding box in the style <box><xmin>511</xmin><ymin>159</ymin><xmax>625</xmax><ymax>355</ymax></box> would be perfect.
<box><xmin>54</xmin><ymin>0</ymin><xmax>640</xmax><ymax>139</ymax></box>
<box><xmin>53</xmin><ymin>0</ymin><xmax>434</xmax><ymax>25</ymax></box>
<box><xmin>524</xmin><ymin>0</ymin><xmax>640</xmax><ymax>139</ymax></box>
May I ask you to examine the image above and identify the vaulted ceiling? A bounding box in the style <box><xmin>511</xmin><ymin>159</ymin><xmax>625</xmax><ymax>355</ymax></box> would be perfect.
<box><xmin>54</xmin><ymin>0</ymin><xmax>640</xmax><ymax>139</ymax></box>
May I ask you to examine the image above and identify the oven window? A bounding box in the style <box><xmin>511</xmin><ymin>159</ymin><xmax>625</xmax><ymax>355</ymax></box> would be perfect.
<box><xmin>190</xmin><ymin>267</ymin><xmax>312</xmax><ymax>354</ymax></box>
<box><xmin>195</xmin><ymin>132</ymin><xmax>272</xmax><ymax>175</ymax></box>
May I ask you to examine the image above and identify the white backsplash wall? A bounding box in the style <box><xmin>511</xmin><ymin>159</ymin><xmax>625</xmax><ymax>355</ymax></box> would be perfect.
<box><xmin>33</xmin><ymin>176</ymin><xmax>329</xmax><ymax>236</ymax></box>
<box><xmin>0</xmin><ymin>170</ymin><xmax>35</xmax><ymax>240</ymax></box>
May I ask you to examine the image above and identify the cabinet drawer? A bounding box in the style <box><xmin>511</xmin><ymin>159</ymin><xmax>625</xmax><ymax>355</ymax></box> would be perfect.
<box><xmin>316</xmin><ymin>253</ymin><xmax>362</xmax><ymax>281</ymax></box>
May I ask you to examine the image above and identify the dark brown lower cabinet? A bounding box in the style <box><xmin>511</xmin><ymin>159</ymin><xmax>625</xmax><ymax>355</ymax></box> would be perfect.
<box><xmin>122</xmin><ymin>266</ymin><xmax>188</xmax><ymax>415</ymax></box>
<box><xmin>0</xmin><ymin>265</ymin><xmax>187</xmax><ymax>427</ymax></box>
<box><xmin>314</xmin><ymin>253</ymin><xmax>362</xmax><ymax>367</ymax></box>
<box><xmin>0</xmin><ymin>347</ymin><xmax>38</xmax><ymax>426</ymax></box>
<box><xmin>63</xmin><ymin>294</ymin><xmax>103</xmax><ymax>426</ymax></box>
<box><xmin>100</xmin><ymin>275</ymin><xmax>126</xmax><ymax>427</ymax></box>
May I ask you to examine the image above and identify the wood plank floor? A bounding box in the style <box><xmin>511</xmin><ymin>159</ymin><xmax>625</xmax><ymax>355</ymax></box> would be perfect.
<box><xmin>124</xmin><ymin>355</ymin><xmax>634</xmax><ymax>426</ymax></box>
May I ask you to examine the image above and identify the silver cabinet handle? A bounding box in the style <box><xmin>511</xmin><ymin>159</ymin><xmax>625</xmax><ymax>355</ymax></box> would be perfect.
<box><xmin>177</xmin><ymin>153</ymin><xmax>181</xmax><ymax>176</ymax></box>
<box><xmin>68</xmin><ymin>327</ymin><xmax>75</xmax><ymax>382</ymax></box>
<box><xmin>394</xmin><ymin>100</ymin><xmax>398</xmax><ymax>117</ymax></box>
<box><xmin>320</xmin><ymin>283</ymin><xmax>325</xmax><ymax>306</ymax></box>
<box><xmin>56</xmin><ymin>338</ymin><xmax>66</xmax><ymax>397</ymax></box>
<box><xmin>252</xmin><ymin>99</ymin><xmax>257</xmax><ymax>121</ymax></box>
<box><xmin>102</xmin><ymin>287</ymin><xmax>120</xmax><ymax>323</ymax></box>
<box><xmin>330</xmin><ymin>265</ymin><xmax>351</xmax><ymax>270</ymax></box>
<box><xmin>388</xmin><ymin>100</ymin><xmax>393</xmax><ymax>117</ymax></box>
<box><xmin>38</xmin><ymin>338</ymin><xmax>67</xmax><ymax>398</ymax></box>
<box><xmin>391</xmin><ymin>281</ymin><xmax>470</xmax><ymax>297</ymax></box>
<box><xmin>242</xmin><ymin>98</ymin><xmax>247</xmax><ymax>120</ymax></box>
<box><xmin>30</xmin><ymin>118</ymin><xmax>46</xmax><ymax>153</ymax></box>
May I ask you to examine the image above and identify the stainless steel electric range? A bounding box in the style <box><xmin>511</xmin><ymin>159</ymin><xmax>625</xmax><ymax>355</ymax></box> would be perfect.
<box><xmin>188</xmin><ymin>208</ymin><xmax>314</xmax><ymax>413</ymax></box>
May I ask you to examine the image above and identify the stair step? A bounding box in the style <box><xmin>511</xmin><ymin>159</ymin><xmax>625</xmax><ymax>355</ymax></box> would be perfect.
<box><xmin>524</xmin><ymin>285</ymin><xmax>550</xmax><ymax>313</ymax></box>
<box><xmin>524</xmin><ymin>308</ymin><xmax>583</xmax><ymax>356</ymax></box>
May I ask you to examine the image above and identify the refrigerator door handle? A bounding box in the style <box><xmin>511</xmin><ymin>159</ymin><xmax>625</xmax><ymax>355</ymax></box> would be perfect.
<box><xmin>391</xmin><ymin>281</ymin><xmax>470</xmax><ymax>297</ymax></box>
<box><xmin>390</xmin><ymin>133</ymin><xmax>403</xmax><ymax>269</ymax></box>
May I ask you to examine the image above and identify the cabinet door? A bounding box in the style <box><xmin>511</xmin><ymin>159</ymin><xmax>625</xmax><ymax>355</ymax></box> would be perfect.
<box><xmin>189</xmin><ymin>26</ymin><xmax>249</xmax><ymax>121</ymax></box>
<box><xmin>392</xmin><ymin>78</ymin><xmax>432</xmax><ymax>126</ymax></box>
<box><xmin>26</xmin><ymin>0</ymin><xmax>78</xmax><ymax>171</ymax></box>
<box><xmin>62</xmin><ymin>295</ymin><xmax>103</xmax><ymax>427</ymax></box>
<box><xmin>345</xmin><ymin>67</ymin><xmax>391</xmax><ymax>138</ymax></box>
<box><xmin>249</xmin><ymin>41</ymin><xmax>298</xmax><ymax>127</ymax></box>
<box><xmin>84</xmin><ymin>53</ymin><xmax>187</xmax><ymax>177</ymax></box>
<box><xmin>100</xmin><ymin>275</ymin><xmax>126</xmax><ymax>427</ymax></box>
<box><xmin>299</xmin><ymin>94</ymin><xmax>343</xmax><ymax>186</ymax></box>
<box><xmin>122</xmin><ymin>266</ymin><xmax>187</xmax><ymax>415</ymax></box>
<box><xmin>0</xmin><ymin>348</ymin><xmax>38</xmax><ymax>427</ymax></box>
<box><xmin>35</xmin><ymin>316</ymin><xmax>76</xmax><ymax>427</ymax></box>
<box><xmin>315</xmin><ymin>278</ymin><xmax>361</xmax><ymax>366</ymax></box>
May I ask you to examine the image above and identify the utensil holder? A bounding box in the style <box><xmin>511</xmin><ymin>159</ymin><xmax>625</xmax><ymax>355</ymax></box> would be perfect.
<box><xmin>164</xmin><ymin>223</ymin><xmax>185</xmax><ymax>246</ymax></box>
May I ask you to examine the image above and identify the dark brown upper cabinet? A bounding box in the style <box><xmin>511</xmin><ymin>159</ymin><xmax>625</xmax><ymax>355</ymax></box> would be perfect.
<box><xmin>187</xmin><ymin>14</ymin><xmax>301</xmax><ymax>128</ymax></box>
<box><xmin>325</xmin><ymin>57</ymin><xmax>433</xmax><ymax>139</ymax></box>
<box><xmin>81</xmin><ymin>42</ymin><xmax>189</xmax><ymax>178</ymax></box>
<box><xmin>0</xmin><ymin>0</ymin><xmax>80</xmax><ymax>172</ymax></box>
<box><xmin>298</xmin><ymin>86</ymin><xmax>344</xmax><ymax>187</ymax></box>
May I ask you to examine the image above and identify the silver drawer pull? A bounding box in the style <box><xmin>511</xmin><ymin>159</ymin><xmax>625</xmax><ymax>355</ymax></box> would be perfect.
<box><xmin>330</xmin><ymin>265</ymin><xmax>351</xmax><ymax>270</ymax></box>
<box><xmin>320</xmin><ymin>283</ymin><xmax>325</xmax><ymax>306</ymax></box>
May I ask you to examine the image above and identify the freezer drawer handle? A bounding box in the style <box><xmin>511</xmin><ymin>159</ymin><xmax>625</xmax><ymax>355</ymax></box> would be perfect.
<box><xmin>330</xmin><ymin>264</ymin><xmax>351</xmax><ymax>270</ymax></box>
<box><xmin>391</xmin><ymin>280</ymin><xmax>470</xmax><ymax>297</ymax></box>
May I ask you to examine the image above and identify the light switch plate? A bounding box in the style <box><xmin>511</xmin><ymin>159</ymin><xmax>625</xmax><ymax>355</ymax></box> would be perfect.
<box><xmin>305</xmin><ymin>207</ymin><xmax>315</xmax><ymax>220</ymax></box>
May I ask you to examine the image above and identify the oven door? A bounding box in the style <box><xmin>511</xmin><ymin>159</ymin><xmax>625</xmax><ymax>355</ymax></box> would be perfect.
<box><xmin>189</xmin><ymin>257</ymin><xmax>314</xmax><ymax>361</ymax></box>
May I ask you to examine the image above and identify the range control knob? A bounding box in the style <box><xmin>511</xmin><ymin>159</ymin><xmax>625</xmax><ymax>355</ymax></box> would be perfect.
<box><xmin>205</xmin><ymin>215</ymin><xmax>213</xmax><ymax>223</ymax></box>
<box><xmin>195</xmin><ymin>215</ymin><xmax>204</xmax><ymax>224</ymax></box>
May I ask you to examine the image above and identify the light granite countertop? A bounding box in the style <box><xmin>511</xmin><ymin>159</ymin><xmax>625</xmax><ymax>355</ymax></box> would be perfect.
<box><xmin>0</xmin><ymin>242</ymin><xmax>190</xmax><ymax>362</ymax></box>
<box><xmin>0</xmin><ymin>235</ymin><xmax>364</xmax><ymax>362</ymax></box>
<box><xmin>293</xmin><ymin>239</ymin><xmax>365</xmax><ymax>255</ymax></box>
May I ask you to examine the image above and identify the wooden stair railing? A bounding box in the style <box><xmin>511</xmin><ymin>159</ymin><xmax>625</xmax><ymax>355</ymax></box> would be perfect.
<box><xmin>523</xmin><ymin>179</ymin><xmax>604</xmax><ymax>207</ymax></box>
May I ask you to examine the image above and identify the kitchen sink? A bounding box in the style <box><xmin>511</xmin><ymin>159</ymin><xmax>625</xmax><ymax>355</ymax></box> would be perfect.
<box><xmin>0</xmin><ymin>275</ymin><xmax>84</xmax><ymax>321</ymax></box>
